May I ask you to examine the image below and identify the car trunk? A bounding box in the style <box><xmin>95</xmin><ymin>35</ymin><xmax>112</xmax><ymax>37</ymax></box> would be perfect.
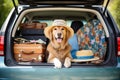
<box><xmin>4</xmin><ymin>6</ymin><xmax>117</xmax><ymax>66</ymax></box>
<box><xmin>5</xmin><ymin>0</ymin><xmax>117</xmax><ymax>67</ymax></box>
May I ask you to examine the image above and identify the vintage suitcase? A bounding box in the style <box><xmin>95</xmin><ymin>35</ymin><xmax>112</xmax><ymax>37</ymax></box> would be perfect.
<box><xmin>35</xmin><ymin>23</ymin><xmax>47</xmax><ymax>29</ymax></box>
<box><xmin>20</xmin><ymin>23</ymin><xmax>47</xmax><ymax>29</ymax></box>
<box><xmin>20</xmin><ymin>23</ymin><xmax>47</xmax><ymax>41</ymax></box>
<box><xmin>20</xmin><ymin>23</ymin><xmax>36</xmax><ymax>29</ymax></box>
<box><xmin>14</xmin><ymin>43</ymin><xmax>46</xmax><ymax>62</ymax></box>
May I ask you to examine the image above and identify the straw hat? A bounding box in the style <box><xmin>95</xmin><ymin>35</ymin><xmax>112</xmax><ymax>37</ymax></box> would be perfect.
<box><xmin>44</xmin><ymin>19</ymin><xmax>74</xmax><ymax>39</ymax></box>
<box><xmin>72</xmin><ymin>50</ymin><xmax>99</xmax><ymax>62</ymax></box>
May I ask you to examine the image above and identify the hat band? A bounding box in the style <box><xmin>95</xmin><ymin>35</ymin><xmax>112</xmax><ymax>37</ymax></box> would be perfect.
<box><xmin>76</xmin><ymin>56</ymin><xmax>94</xmax><ymax>59</ymax></box>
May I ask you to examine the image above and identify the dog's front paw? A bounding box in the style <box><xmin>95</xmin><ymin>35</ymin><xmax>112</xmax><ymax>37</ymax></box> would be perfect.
<box><xmin>64</xmin><ymin>57</ymin><xmax>71</xmax><ymax>68</ymax></box>
<box><xmin>53</xmin><ymin>58</ymin><xmax>62</xmax><ymax>68</ymax></box>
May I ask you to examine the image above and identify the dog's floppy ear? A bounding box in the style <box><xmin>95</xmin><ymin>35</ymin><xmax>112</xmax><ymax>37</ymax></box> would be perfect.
<box><xmin>48</xmin><ymin>30</ymin><xmax>53</xmax><ymax>40</ymax></box>
<box><xmin>66</xmin><ymin>27</ymin><xmax>74</xmax><ymax>40</ymax></box>
<box><xmin>61</xmin><ymin>27</ymin><xmax>74</xmax><ymax>49</ymax></box>
<box><xmin>44</xmin><ymin>26</ymin><xmax>53</xmax><ymax>40</ymax></box>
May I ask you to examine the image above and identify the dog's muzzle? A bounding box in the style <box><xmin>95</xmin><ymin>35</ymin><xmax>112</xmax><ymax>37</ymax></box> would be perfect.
<box><xmin>55</xmin><ymin>33</ymin><xmax>63</xmax><ymax>43</ymax></box>
<box><xmin>55</xmin><ymin>37</ymin><xmax>63</xmax><ymax>43</ymax></box>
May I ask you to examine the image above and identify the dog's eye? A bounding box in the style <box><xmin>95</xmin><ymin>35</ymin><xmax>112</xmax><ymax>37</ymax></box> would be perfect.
<box><xmin>61</xmin><ymin>28</ymin><xmax>64</xmax><ymax>30</ymax></box>
<box><xmin>54</xmin><ymin>28</ymin><xmax>57</xmax><ymax>30</ymax></box>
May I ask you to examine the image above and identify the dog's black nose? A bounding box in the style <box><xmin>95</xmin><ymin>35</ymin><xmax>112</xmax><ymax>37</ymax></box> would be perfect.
<box><xmin>57</xmin><ymin>33</ymin><xmax>61</xmax><ymax>37</ymax></box>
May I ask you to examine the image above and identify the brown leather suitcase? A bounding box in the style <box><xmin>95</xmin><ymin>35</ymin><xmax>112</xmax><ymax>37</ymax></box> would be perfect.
<box><xmin>20</xmin><ymin>23</ymin><xmax>47</xmax><ymax>29</ymax></box>
<box><xmin>20</xmin><ymin>23</ymin><xmax>36</xmax><ymax>29</ymax></box>
<box><xmin>14</xmin><ymin>43</ymin><xmax>46</xmax><ymax>62</ymax></box>
<box><xmin>35</xmin><ymin>23</ymin><xmax>47</xmax><ymax>29</ymax></box>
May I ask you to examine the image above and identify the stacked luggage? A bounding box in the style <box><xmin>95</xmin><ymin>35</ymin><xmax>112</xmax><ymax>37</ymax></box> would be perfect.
<box><xmin>13</xmin><ymin>22</ymin><xmax>48</xmax><ymax>63</ymax></box>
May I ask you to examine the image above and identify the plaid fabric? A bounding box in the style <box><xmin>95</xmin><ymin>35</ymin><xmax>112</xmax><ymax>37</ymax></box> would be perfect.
<box><xmin>77</xmin><ymin>20</ymin><xmax>107</xmax><ymax>60</ymax></box>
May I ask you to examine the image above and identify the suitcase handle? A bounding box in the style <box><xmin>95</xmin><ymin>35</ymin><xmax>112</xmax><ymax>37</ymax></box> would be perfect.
<box><xmin>20</xmin><ymin>50</ymin><xmax>34</xmax><ymax>55</ymax></box>
<box><xmin>18</xmin><ymin>54</ymin><xmax>43</xmax><ymax>62</ymax></box>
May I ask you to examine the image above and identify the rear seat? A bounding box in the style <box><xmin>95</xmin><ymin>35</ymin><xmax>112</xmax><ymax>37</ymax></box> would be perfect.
<box><xmin>77</xmin><ymin>19</ymin><xmax>107</xmax><ymax>60</ymax></box>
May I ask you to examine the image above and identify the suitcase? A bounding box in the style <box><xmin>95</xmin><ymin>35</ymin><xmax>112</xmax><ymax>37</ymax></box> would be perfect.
<box><xmin>14</xmin><ymin>43</ymin><xmax>46</xmax><ymax>62</ymax></box>
<box><xmin>20</xmin><ymin>29</ymin><xmax>47</xmax><ymax>42</ymax></box>
<box><xmin>20</xmin><ymin>23</ymin><xmax>47</xmax><ymax>41</ymax></box>
<box><xmin>20</xmin><ymin>23</ymin><xmax>47</xmax><ymax>29</ymax></box>
<box><xmin>20</xmin><ymin>23</ymin><xmax>36</xmax><ymax>29</ymax></box>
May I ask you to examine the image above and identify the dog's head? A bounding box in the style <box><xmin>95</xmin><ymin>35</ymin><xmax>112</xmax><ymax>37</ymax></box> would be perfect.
<box><xmin>52</xmin><ymin>26</ymin><xmax>67</xmax><ymax>43</ymax></box>
<box><xmin>44</xmin><ymin>20</ymin><xmax>74</xmax><ymax>49</ymax></box>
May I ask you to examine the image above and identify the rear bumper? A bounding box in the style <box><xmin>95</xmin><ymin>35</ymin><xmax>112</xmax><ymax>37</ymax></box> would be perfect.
<box><xmin>0</xmin><ymin>57</ymin><xmax>120</xmax><ymax>80</ymax></box>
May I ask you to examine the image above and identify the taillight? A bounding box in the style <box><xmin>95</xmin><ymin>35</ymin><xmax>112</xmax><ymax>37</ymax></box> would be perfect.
<box><xmin>0</xmin><ymin>36</ymin><xmax>4</xmax><ymax>56</ymax></box>
<box><xmin>117</xmin><ymin>37</ymin><xmax>120</xmax><ymax>57</ymax></box>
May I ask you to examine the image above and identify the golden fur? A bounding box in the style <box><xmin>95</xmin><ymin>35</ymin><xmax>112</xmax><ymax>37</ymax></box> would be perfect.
<box><xmin>45</xmin><ymin>26</ymin><xmax>73</xmax><ymax>68</ymax></box>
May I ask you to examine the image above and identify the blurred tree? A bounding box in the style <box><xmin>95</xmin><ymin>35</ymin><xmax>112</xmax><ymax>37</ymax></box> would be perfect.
<box><xmin>108</xmin><ymin>0</ymin><xmax>120</xmax><ymax>28</ymax></box>
<box><xmin>0</xmin><ymin>0</ymin><xmax>13</xmax><ymax>28</ymax></box>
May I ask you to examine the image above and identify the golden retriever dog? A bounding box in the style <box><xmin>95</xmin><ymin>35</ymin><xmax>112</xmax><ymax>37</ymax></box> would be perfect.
<box><xmin>44</xmin><ymin>20</ymin><xmax>74</xmax><ymax>68</ymax></box>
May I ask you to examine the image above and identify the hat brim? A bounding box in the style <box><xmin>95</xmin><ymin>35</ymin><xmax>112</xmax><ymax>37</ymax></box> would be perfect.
<box><xmin>44</xmin><ymin>26</ymin><xmax>74</xmax><ymax>39</ymax></box>
<box><xmin>71</xmin><ymin>57</ymin><xmax>99</xmax><ymax>62</ymax></box>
